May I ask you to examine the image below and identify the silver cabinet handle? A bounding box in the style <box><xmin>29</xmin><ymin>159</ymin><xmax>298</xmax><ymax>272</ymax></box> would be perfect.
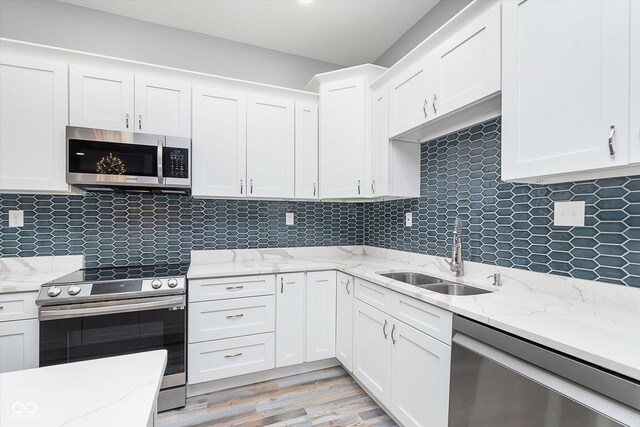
<box><xmin>371</xmin><ymin>180</ymin><xmax>375</xmax><ymax>195</ymax></box>
<box><xmin>357</xmin><ymin>180</ymin><xmax>361</xmax><ymax>195</ymax></box>
<box><xmin>138</xmin><ymin>113</ymin><xmax>142</xmax><ymax>130</ymax></box>
<box><xmin>224</xmin><ymin>353</ymin><xmax>243</xmax><ymax>359</ymax></box>
<box><xmin>391</xmin><ymin>324</ymin><xmax>397</xmax><ymax>344</ymax></box>
<box><xmin>280</xmin><ymin>277</ymin><xmax>284</xmax><ymax>293</ymax></box>
<box><xmin>125</xmin><ymin>112</ymin><xmax>129</xmax><ymax>128</ymax></box>
<box><xmin>346</xmin><ymin>280</ymin><xmax>350</xmax><ymax>295</ymax></box>
<box><xmin>432</xmin><ymin>94</ymin><xmax>437</xmax><ymax>114</ymax></box>
<box><xmin>383</xmin><ymin>319</ymin><xmax>388</xmax><ymax>339</ymax></box>
<box><xmin>313</xmin><ymin>182</ymin><xmax>316</xmax><ymax>197</ymax></box>
<box><xmin>226</xmin><ymin>285</ymin><xmax>244</xmax><ymax>291</ymax></box>
<box><xmin>423</xmin><ymin>99</ymin><xmax>427</xmax><ymax>118</ymax></box>
<box><xmin>226</xmin><ymin>314</ymin><xmax>244</xmax><ymax>319</ymax></box>
<box><xmin>0</xmin><ymin>306</ymin><xmax>4</xmax><ymax>309</ymax></box>
<box><xmin>608</xmin><ymin>125</ymin><xmax>616</xmax><ymax>158</ymax></box>
<box><xmin>240</xmin><ymin>179</ymin><xmax>244</xmax><ymax>194</ymax></box>
<box><xmin>250</xmin><ymin>179</ymin><xmax>253</xmax><ymax>194</ymax></box>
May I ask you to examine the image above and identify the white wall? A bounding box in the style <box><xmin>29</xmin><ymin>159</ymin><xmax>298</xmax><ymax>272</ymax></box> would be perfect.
<box><xmin>0</xmin><ymin>0</ymin><xmax>341</xmax><ymax>90</ymax></box>
<box><xmin>375</xmin><ymin>0</ymin><xmax>472</xmax><ymax>67</ymax></box>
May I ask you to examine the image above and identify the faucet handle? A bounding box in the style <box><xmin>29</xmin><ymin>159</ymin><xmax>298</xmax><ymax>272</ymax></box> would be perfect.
<box><xmin>487</xmin><ymin>273</ymin><xmax>501</xmax><ymax>286</ymax></box>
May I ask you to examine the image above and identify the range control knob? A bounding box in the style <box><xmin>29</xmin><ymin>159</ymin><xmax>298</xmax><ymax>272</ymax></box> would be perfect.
<box><xmin>68</xmin><ymin>285</ymin><xmax>81</xmax><ymax>296</ymax></box>
<box><xmin>151</xmin><ymin>279</ymin><xmax>163</xmax><ymax>289</ymax></box>
<box><xmin>167</xmin><ymin>278</ymin><xmax>178</xmax><ymax>288</ymax></box>
<box><xmin>47</xmin><ymin>286</ymin><xmax>61</xmax><ymax>297</ymax></box>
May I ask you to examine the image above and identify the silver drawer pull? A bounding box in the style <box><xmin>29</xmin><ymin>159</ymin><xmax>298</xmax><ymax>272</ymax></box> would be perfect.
<box><xmin>383</xmin><ymin>319</ymin><xmax>388</xmax><ymax>339</ymax></box>
<box><xmin>225</xmin><ymin>352</ymin><xmax>243</xmax><ymax>359</ymax></box>
<box><xmin>226</xmin><ymin>314</ymin><xmax>244</xmax><ymax>319</ymax></box>
<box><xmin>226</xmin><ymin>285</ymin><xmax>244</xmax><ymax>291</ymax></box>
<box><xmin>0</xmin><ymin>305</ymin><xmax>4</xmax><ymax>309</ymax></box>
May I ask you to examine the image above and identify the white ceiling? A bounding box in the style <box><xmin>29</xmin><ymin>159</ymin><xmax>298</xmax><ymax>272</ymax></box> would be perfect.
<box><xmin>57</xmin><ymin>0</ymin><xmax>439</xmax><ymax>66</ymax></box>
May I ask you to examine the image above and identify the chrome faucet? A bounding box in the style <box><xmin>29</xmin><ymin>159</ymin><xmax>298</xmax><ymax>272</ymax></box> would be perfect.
<box><xmin>449</xmin><ymin>217</ymin><xmax>463</xmax><ymax>277</ymax></box>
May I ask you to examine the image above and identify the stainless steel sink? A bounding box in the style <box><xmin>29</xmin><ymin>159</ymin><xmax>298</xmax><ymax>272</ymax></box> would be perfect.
<box><xmin>378</xmin><ymin>271</ymin><xmax>492</xmax><ymax>296</ymax></box>
<box><xmin>419</xmin><ymin>283</ymin><xmax>492</xmax><ymax>296</ymax></box>
<box><xmin>378</xmin><ymin>272</ymin><xmax>443</xmax><ymax>286</ymax></box>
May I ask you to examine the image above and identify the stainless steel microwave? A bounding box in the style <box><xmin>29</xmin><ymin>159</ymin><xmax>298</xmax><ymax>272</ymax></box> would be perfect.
<box><xmin>66</xmin><ymin>126</ymin><xmax>191</xmax><ymax>193</ymax></box>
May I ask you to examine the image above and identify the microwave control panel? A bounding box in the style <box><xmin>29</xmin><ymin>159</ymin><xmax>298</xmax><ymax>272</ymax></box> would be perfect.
<box><xmin>163</xmin><ymin>148</ymin><xmax>189</xmax><ymax>179</ymax></box>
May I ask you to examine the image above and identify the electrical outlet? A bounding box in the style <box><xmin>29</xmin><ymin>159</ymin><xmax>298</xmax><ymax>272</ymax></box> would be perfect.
<box><xmin>405</xmin><ymin>212</ymin><xmax>412</xmax><ymax>227</ymax></box>
<box><xmin>8</xmin><ymin>210</ymin><xmax>24</xmax><ymax>227</ymax></box>
<box><xmin>285</xmin><ymin>212</ymin><xmax>294</xmax><ymax>225</ymax></box>
<box><xmin>554</xmin><ymin>201</ymin><xmax>585</xmax><ymax>227</ymax></box>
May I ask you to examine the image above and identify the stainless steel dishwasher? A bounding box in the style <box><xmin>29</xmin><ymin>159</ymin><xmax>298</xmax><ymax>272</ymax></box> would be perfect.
<box><xmin>448</xmin><ymin>316</ymin><xmax>640</xmax><ymax>427</ymax></box>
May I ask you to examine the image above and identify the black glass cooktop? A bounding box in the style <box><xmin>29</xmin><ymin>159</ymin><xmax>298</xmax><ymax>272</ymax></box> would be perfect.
<box><xmin>46</xmin><ymin>263</ymin><xmax>189</xmax><ymax>284</ymax></box>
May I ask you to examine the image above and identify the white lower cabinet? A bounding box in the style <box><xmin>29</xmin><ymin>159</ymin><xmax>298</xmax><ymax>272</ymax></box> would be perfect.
<box><xmin>305</xmin><ymin>271</ymin><xmax>336</xmax><ymax>362</ymax></box>
<box><xmin>353</xmin><ymin>281</ymin><xmax>452</xmax><ymax>427</ymax></box>
<box><xmin>335</xmin><ymin>272</ymin><xmax>354</xmax><ymax>371</ymax></box>
<box><xmin>188</xmin><ymin>333</ymin><xmax>275</xmax><ymax>384</ymax></box>
<box><xmin>353</xmin><ymin>300</ymin><xmax>392</xmax><ymax>404</ymax></box>
<box><xmin>275</xmin><ymin>273</ymin><xmax>305</xmax><ymax>368</ymax></box>
<box><xmin>390</xmin><ymin>321</ymin><xmax>451</xmax><ymax>427</ymax></box>
<box><xmin>0</xmin><ymin>292</ymin><xmax>39</xmax><ymax>374</ymax></box>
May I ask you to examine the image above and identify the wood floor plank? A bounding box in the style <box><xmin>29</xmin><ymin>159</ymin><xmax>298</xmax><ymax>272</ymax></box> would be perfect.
<box><xmin>157</xmin><ymin>366</ymin><xmax>397</xmax><ymax>427</ymax></box>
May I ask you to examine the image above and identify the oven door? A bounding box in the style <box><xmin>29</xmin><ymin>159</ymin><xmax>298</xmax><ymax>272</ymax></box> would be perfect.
<box><xmin>39</xmin><ymin>295</ymin><xmax>186</xmax><ymax>388</ymax></box>
<box><xmin>66</xmin><ymin>126</ymin><xmax>164</xmax><ymax>188</ymax></box>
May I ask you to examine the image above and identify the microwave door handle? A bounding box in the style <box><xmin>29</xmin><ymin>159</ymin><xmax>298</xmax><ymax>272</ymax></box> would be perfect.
<box><xmin>157</xmin><ymin>140</ymin><xmax>164</xmax><ymax>185</ymax></box>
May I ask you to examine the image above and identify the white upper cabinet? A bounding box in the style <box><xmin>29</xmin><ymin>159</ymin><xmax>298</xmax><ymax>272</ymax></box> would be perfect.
<box><xmin>70</xmin><ymin>66</ymin><xmax>190</xmax><ymax>137</ymax></box>
<box><xmin>371</xmin><ymin>85</ymin><xmax>390</xmax><ymax>197</ymax></box>
<box><xmin>305</xmin><ymin>271</ymin><xmax>336</xmax><ymax>362</ymax></box>
<box><xmin>335</xmin><ymin>272</ymin><xmax>354</xmax><ymax>371</ymax></box>
<box><xmin>246</xmin><ymin>95</ymin><xmax>295</xmax><ymax>198</ymax></box>
<box><xmin>275</xmin><ymin>273</ymin><xmax>305</xmax><ymax>368</ymax></box>
<box><xmin>0</xmin><ymin>54</ymin><xmax>69</xmax><ymax>193</ymax></box>
<box><xmin>430</xmin><ymin>3</ymin><xmax>501</xmax><ymax>120</ymax></box>
<box><xmin>134</xmin><ymin>75</ymin><xmax>191</xmax><ymax>137</ymax></box>
<box><xmin>502</xmin><ymin>0</ymin><xmax>633</xmax><ymax>183</ymax></box>
<box><xmin>319</xmin><ymin>77</ymin><xmax>366</xmax><ymax>199</ymax></box>
<box><xmin>192</xmin><ymin>86</ymin><xmax>246</xmax><ymax>198</ymax></box>
<box><xmin>388</xmin><ymin>59</ymin><xmax>430</xmax><ymax>138</ymax></box>
<box><xmin>69</xmin><ymin>65</ymin><xmax>134</xmax><ymax>132</ymax></box>
<box><xmin>631</xmin><ymin>0</ymin><xmax>640</xmax><ymax>165</ymax></box>
<box><xmin>295</xmin><ymin>102</ymin><xmax>319</xmax><ymax>199</ymax></box>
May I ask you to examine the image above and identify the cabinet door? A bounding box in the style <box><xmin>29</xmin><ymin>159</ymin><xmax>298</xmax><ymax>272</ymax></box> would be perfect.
<box><xmin>430</xmin><ymin>3</ymin><xmax>501</xmax><ymax>120</ymax></box>
<box><xmin>0</xmin><ymin>54</ymin><xmax>68</xmax><ymax>193</ymax></box>
<box><xmin>631</xmin><ymin>0</ymin><xmax>640</xmax><ymax>164</ymax></box>
<box><xmin>69</xmin><ymin>65</ymin><xmax>134</xmax><ymax>132</ymax></box>
<box><xmin>305</xmin><ymin>271</ymin><xmax>336</xmax><ymax>362</ymax></box>
<box><xmin>502</xmin><ymin>0</ymin><xmax>630</xmax><ymax>181</ymax></box>
<box><xmin>192</xmin><ymin>86</ymin><xmax>246</xmax><ymax>198</ymax></box>
<box><xmin>135</xmin><ymin>75</ymin><xmax>191</xmax><ymax>137</ymax></box>
<box><xmin>388</xmin><ymin>59</ymin><xmax>429</xmax><ymax>138</ymax></box>
<box><xmin>353</xmin><ymin>300</ymin><xmax>391</xmax><ymax>405</ymax></box>
<box><xmin>247</xmin><ymin>95</ymin><xmax>295</xmax><ymax>198</ymax></box>
<box><xmin>295</xmin><ymin>102</ymin><xmax>319</xmax><ymax>199</ymax></box>
<box><xmin>276</xmin><ymin>273</ymin><xmax>305</xmax><ymax>368</ymax></box>
<box><xmin>390</xmin><ymin>321</ymin><xmax>451</xmax><ymax>427</ymax></box>
<box><xmin>371</xmin><ymin>85</ymin><xmax>390</xmax><ymax>197</ymax></box>
<box><xmin>0</xmin><ymin>319</ymin><xmax>38</xmax><ymax>373</ymax></box>
<box><xmin>335</xmin><ymin>272</ymin><xmax>354</xmax><ymax>371</ymax></box>
<box><xmin>319</xmin><ymin>77</ymin><xmax>365</xmax><ymax>198</ymax></box>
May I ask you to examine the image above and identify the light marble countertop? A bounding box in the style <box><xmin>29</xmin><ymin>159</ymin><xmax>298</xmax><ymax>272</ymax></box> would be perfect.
<box><xmin>0</xmin><ymin>350</ymin><xmax>166</xmax><ymax>427</ymax></box>
<box><xmin>0</xmin><ymin>256</ymin><xmax>84</xmax><ymax>294</ymax></box>
<box><xmin>189</xmin><ymin>246</ymin><xmax>640</xmax><ymax>381</ymax></box>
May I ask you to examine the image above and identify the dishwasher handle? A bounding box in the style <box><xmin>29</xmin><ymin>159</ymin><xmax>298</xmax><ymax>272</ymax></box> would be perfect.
<box><xmin>453</xmin><ymin>333</ymin><xmax>639</xmax><ymax>426</ymax></box>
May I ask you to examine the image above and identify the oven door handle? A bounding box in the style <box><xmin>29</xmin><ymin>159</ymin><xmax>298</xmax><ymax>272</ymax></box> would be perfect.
<box><xmin>39</xmin><ymin>295</ymin><xmax>185</xmax><ymax>321</ymax></box>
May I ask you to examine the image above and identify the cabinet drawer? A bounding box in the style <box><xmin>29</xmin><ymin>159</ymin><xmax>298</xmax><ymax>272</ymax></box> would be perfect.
<box><xmin>390</xmin><ymin>293</ymin><xmax>452</xmax><ymax>344</ymax></box>
<box><xmin>189</xmin><ymin>296</ymin><xmax>275</xmax><ymax>343</ymax></box>
<box><xmin>188</xmin><ymin>333</ymin><xmax>275</xmax><ymax>384</ymax></box>
<box><xmin>354</xmin><ymin>278</ymin><xmax>392</xmax><ymax>312</ymax></box>
<box><xmin>0</xmin><ymin>292</ymin><xmax>38</xmax><ymax>322</ymax></box>
<box><xmin>189</xmin><ymin>275</ymin><xmax>275</xmax><ymax>302</ymax></box>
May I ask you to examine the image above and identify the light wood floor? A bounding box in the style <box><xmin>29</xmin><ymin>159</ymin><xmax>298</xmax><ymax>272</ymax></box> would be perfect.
<box><xmin>158</xmin><ymin>366</ymin><xmax>397</xmax><ymax>427</ymax></box>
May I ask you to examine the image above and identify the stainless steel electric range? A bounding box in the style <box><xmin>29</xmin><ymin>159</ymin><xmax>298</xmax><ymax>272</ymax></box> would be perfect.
<box><xmin>36</xmin><ymin>263</ymin><xmax>188</xmax><ymax>412</ymax></box>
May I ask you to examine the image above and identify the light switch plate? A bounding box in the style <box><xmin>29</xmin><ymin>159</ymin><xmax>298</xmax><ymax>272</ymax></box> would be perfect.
<box><xmin>9</xmin><ymin>210</ymin><xmax>24</xmax><ymax>227</ymax></box>
<box><xmin>285</xmin><ymin>212</ymin><xmax>294</xmax><ymax>225</ymax></box>
<box><xmin>554</xmin><ymin>201</ymin><xmax>585</xmax><ymax>227</ymax></box>
<box><xmin>405</xmin><ymin>212</ymin><xmax>412</xmax><ymax>227</ymax></box>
